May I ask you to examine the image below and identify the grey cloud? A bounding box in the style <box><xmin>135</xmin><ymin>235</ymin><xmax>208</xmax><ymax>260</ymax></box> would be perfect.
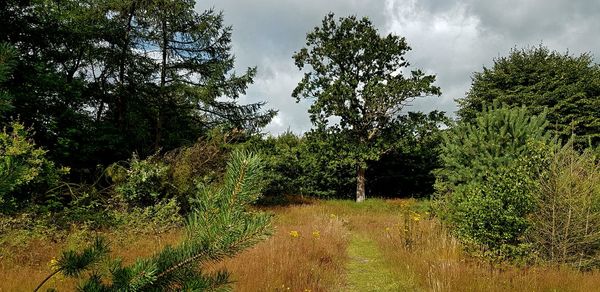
<box><xmin>196</xmin><ymin>0</ymin><xmax>600</xmax><ymax>135</ymax></box>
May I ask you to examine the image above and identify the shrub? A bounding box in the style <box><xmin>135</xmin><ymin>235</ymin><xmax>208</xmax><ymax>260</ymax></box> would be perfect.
<box><xmin>162</xmin><ymin>129</ymin><xmax>232</xmax><ymax>202</ymax></box>
<box><xmin>38</xmin><ymin>150</ymin><xmax>272</xmax><ymax>291</ymax></box>
<box><xmin>528</xmin><ymin>143</ymin><xmax>600</xmax><ymax>269</ymax></box>
<box><xmin>0</xmin><ymin>122</ymin><xmax>66</xmax><ymax>212</ymax></box>
<box><xmin>253</xmin><ymin>131</ymin><xmax>304</xmax><ymax>196</ymax></box>
<box><xmin>435</xmin><ymin>105</ymin><xmax>552</xmax><ymax>260</ymax></box>
<box><xmin>113</xmin><ymin>198</ymin><xmax>183</xmax><ymax>234</ymax></box>
<box><xmin>108</xmin><ymin>153</ymin><xmax>171</xmax><ymax>207</ymax></box>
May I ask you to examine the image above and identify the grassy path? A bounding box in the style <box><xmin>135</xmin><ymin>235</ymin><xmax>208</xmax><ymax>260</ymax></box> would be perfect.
<box><xmin>344</xmin><ymin>233</ymin><xmax>401</xmax><ymax>291</ymax></box>
<box><xmin>344</xmin><ymin>232</ymin><xmax>418</xmax><ymax>291</ymax></box>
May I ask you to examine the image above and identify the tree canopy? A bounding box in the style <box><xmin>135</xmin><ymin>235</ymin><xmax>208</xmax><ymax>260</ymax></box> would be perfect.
<box><xmin>292</xmin><ymin>13</ymin><xmax>441</xmax><ymax>202</ymax></box>
<box><xmin>0</xmin><ymin>0</ymin><xmax>275</xmax><ymax>173</ymax></box>
<box><xmin>458</xmin><ymin>45</ymin><xmax>600</xmax><ymax>148</ymax></box>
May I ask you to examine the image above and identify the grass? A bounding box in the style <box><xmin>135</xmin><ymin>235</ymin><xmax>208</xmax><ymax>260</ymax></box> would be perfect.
<box><xmin>2</xmin><ymin>198</ymin><xmax>600</xmax><ymax>291</ymax></box>
<box><xmin>345</xmin><ymin>233</ymin><xmax>416</xmax><ymax>291</ymax></box>
<box><xmin>208</xmin><ymin>203</ymin><xmax>349</xmax><ymax>291</ymax></box>
<box><xmin>0</xmin><ymin>228</ymin><xmax>183</xmax><ymax>291</ymax></box>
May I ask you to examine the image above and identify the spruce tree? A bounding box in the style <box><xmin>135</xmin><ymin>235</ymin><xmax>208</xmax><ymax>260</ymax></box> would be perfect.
<box><xmin>36</xmin><ymin>150</ymin><xmax>272</xmax><ymax>291</ymax></box>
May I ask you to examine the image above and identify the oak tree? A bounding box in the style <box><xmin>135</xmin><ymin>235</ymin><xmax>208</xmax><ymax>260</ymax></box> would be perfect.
<box><xmin>293</xmin><ymin>13</ymin><xmax>440</xmax><ymax>202</ymax></box>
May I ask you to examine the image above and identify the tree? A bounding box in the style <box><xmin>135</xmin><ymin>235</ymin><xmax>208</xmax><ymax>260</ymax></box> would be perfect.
<box><xmin>0</xmin><ymin>0</ymin><xmax>276</xmax><ymax>173</ymax></box>
<box><xmin>458</xmin><ymin>45</ymin><xmax>600</xmax><ymax>148</ymax></box>
<box><xmin>368</xmin><ymin>111</ymin><xmax>450</xmax><ymax>198</ymax></box>
<box><xmin>435</xmin><ymin>105</ymin><xmax>553</xmax><ymax>259</ymax></box>
<box><xmin>292</xmin><ymin>13</ymin><xmax>440</xmax><ymax>202</ymax></box>
<box><xmin>0</xmin><ymin>43</ymin><xmax>16</xmax><ymax>113</ymax></box>
<box><xmin>36</xmin><ymin>150</ymin><xmax>272</xmax><ymax>291</ymax></box>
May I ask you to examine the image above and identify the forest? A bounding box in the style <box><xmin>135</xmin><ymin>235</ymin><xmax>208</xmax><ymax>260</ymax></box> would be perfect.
<box><xmin>1</xmin><ymin>0</ymin><xmax>600</xmax><ymax>291</ymax></box>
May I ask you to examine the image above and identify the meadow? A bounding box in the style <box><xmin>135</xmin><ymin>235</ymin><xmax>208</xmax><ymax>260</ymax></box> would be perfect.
<box><xmin>3</xmin><ymin>198</ymin><xmax>599</xmax><ymax>291</ymax></box>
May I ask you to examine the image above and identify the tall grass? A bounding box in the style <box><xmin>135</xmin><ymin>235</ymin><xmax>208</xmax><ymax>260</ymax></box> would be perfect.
<box><xmin>0</xmin><ymin>229</ymin><xmax>183</xmax><ymax>291</ymax></box>
<box><xmin>362</xmin><ymin>200</ymin><xmax>600</xmax><ymax>291</ymax></box>
<box><xmin>209</xmin><ymin>203</ymin><xmax>349</xmax><ymax>291</ymax></box>
<box><xmin>2</xmin><ymin>198</ymin><xmax>600</xmax><ymax>291</ymax></box>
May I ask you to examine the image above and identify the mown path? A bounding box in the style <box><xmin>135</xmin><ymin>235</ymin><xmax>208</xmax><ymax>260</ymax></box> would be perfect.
<box><xmin>344</xmin><ymin>233</ymin><xmax>402</xmax><ymax>291</ymax></box>
<box><xmin>344</xmin><ymin>231</ymin><xmax>419</xmax><ymax>291</ymax></box>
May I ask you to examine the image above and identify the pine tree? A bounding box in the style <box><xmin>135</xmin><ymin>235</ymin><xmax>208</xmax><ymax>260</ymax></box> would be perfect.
<box><xmin>36</xmin><ymin>150</ymin><xmax>272</xmax><ymax>291</ymax></box>
<box><xmin>435</xmin><ymin>105</ymin><xmax>553</xmax><ymax>259</ymax></box>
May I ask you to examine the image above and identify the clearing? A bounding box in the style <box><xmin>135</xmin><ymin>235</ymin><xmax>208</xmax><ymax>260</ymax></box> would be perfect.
<box><xmin>1</xmin><ymin>198</ymin><xmax>600</xmax><ymax>291</ymax></box>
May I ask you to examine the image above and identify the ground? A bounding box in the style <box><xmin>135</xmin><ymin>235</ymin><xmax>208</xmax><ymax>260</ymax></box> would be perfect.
<box><xmin>1</xmin><ymin>198</ymin><xmax>600</xmax><ymax>291</ymax></box>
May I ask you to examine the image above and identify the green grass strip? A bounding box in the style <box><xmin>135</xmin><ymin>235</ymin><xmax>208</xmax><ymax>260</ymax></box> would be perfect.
<box><xmin>344</xmin><ymin>232</ymin><xmax>419</xmax><ymax>292</ymax></box>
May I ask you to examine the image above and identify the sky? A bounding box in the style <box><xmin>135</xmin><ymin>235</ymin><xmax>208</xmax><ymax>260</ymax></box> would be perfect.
<box><xmin>196</xmin><ymin>0</ymin><xmax>600</xmax><ymax>135</ymax></box>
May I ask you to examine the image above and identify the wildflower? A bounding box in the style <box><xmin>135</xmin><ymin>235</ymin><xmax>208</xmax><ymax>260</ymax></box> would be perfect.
<box><xmin>312</xmin><ymin>230</ymin><xmax>320</xmax><ymax>238</ymax></box>
<box><xmin>329</xmin><ymin>213</ymin><xmax>337</xmax><ymax>219</ymax></box>
<box><xmin>289</xmin><ymin>230</ymin><xmax>300</xmax><ymax>238</ymax></box>
<box><xmin>385</xmin><ymin>227</ymin><xmax>390</xmax><ymax>232</ymax></box>
<box><xmin>48</xmin><ymin>257</ymin><xmax>59</xmax><ymax>271</ymax></box>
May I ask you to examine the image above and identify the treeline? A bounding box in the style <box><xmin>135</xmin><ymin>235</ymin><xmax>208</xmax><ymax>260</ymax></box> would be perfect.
<box><xmin>0</xmin><ymin>0</ymin><xmax>275</xmax><ymax>173</ymax></box>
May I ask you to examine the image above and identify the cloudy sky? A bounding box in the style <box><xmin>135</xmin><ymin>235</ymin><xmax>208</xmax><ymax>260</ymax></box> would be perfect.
<box><xmin>197</xmin><ymin>0</ymin><xmax>600</xmax><ymax>135</ymax></box>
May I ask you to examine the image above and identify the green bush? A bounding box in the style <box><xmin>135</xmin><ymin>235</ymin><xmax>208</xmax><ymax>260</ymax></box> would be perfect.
<box><xmin>435</xmin><ymin>105</ymin><xmax>552</xmax><ymax>260</ymax></box>
<box><xmin>109</xmin><ymin>153</ymin><xmax>171</xmax><ymax>207</ymax></box>
<box><xmin>38</xmin><ymin>150</ymin><xmax>272</xmax><ymax>291</ymax></box>
<box><xmin>0</xmin><ymin>122</ymin><xmax>66</xmax><ymax>212</ymax></box>
<box><xmin>113</xmin><ymin>198</ymin><xmax>183</xmax><ymax>234</ymax></box>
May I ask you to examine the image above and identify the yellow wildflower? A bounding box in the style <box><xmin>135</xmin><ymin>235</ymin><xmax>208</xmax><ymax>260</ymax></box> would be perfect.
<box><xmin>411</xmin><ymin>213</ymin><xmax>421</xmax><ymax>221</ymax></box>
<box><xmin>289</xmin><ymin>230</ymin><xmax>300</xmax><ymax>238</ymax></box>
<box><xmin>48</xmin><ymin>257</ymin><xmax>59</xmax><ymax>271</ymax></box>
<box><xmin>312</xmin><ymin>230</ymin><xmax>320</xmax><ymax>238</ymax></box>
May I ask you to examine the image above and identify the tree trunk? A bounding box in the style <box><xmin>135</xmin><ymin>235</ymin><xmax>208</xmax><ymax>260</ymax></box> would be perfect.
<box><xmin>356</xmin><ymin>165</ymin><xmax>366</xmax><ymax>203</ymax></box>
<box><xmin>117</xmin><ymin>2</ymin><xmax>136</xmax><ymax>131</ymax></box>
<box><xmin>155</xmin><ymin>17</ymin><xmax>168</xmax><ymax>151</ymax></box>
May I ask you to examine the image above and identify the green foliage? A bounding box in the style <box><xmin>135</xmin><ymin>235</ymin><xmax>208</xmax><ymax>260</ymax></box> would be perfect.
<box><xmin>299</xmin><ymin>129</ymin><xmax>357</xmax><ymax>198</ymax></box>
<box><xmin>57</xmin><ymin>237</ymin><xmax>111</xmax><ymax>278</ymax></box>
<box><xmin>435</xmin><ymin>105</ymin><xmax>552</xmax><ymax>260</ymax></box>
<box><xmin>528</xmin><ymin>143</ymin><xmax>600</xmax><ymax>269</ymax></box>
<box><xmin>293</xmin><ymin>13</ymin><xmax>440</xmax><ymax>201</ymax></box>
<box><xmin>162</xmin><ymin>129</ymin><xmax>233</xmax><ymax>198</ymax></box>
<box><xmin>459</xmin><ymin>45</ymin><xmax>600</xmax><ymax>148</ymax></box>
<box><xmin>0</xmin><ymin>43</ymin><xmax>16</xmax><ymax>113</ymax></box>
<box><xmin>113</xmin><ymin>198</ymin><xmax>183</xmax><ymax>235</ymax></box>
<box><xmin>0</xmin><ymin>122</ymin><xmax>66</xmax><ymax>211</ymax></box>
<box><xmin>39</xmin><ymin>150</ymin><xmax>272</xmax><ymax>291</ymax></box>
<box><xmin>253</xmin><ymin>112</ymin><xmax>449</xmax><ymax>199</ymax></box>
<box><xmin>110</xmin><ymin>153</ymin><xmax>171</xmax><ymax>208</ymax></box>
<box><xmin>1</xmin><ymin>0</ymin><xmax>275</xmax><ymax>174</ymax></box>
<box><xmin>253</xmin><ymin>131</ymin><xmax>305</xmax><ymax>196</ymax></box>
<box><xmin>368</xmin><ymin>111</ymin><xmax>451</xmax><ymax>198</ymax></box>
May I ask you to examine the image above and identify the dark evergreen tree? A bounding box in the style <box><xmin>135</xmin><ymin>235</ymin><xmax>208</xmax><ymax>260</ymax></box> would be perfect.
<box><xmin>458</xmin><ymin>45</ymin><xmax>600</xmax><ymax>148</ymax></box>
<box><xmin>0</xmin><ymin>0</ymin><xmax>276</xmax><ymax>174</ymax></box>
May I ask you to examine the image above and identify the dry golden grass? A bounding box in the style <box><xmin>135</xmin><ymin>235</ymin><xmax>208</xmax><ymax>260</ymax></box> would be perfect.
<box><xmin>355</xmin><ymin>199</ymin><xmax>600</xmax><ymax>292</ymax></box>
<box><xmin>2</xmin><ymin>198</ymin><xmax>600</xmax><ymax>291</ymax></box>
<box><xmin>209</xmin><ymin>203</ymin><xmax>349</xmax><ymax>292</ymax></box>
<box><xmin>0</xmin><ymin>229</ymin><xmax>182</xmax><ymax>291</ymax></box>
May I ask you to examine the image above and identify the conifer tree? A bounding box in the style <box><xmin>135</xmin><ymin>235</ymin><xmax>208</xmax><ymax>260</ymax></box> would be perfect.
<box><xmin>435</xmin><ymin>105</ymin><xmax>553</xmax><ymax>259</ymax></box>
<box><xmin>36</xmin><ymin>150</ymin><xmax>272</xmax><ymax>291</ymax></box>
